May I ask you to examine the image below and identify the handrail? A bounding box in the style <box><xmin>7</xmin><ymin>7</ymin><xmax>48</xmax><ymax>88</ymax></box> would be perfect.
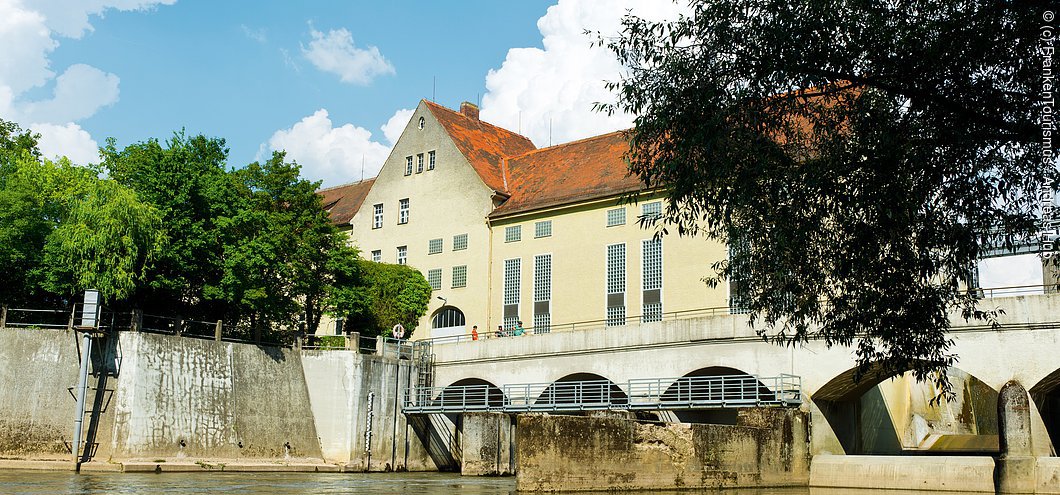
<box><xmin>419</xmin><ymin>282</ymin><xmax>1059</xmax><ymax>346</ymax></box>
<box><xmin>402</xmin><ymin>373</ymin><xmax>802</xmax><ymax>414</ymax></box>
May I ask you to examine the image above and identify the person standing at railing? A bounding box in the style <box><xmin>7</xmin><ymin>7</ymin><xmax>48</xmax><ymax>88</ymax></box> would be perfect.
<box><xmin>496</xmin><ymin>324</ymin><xmax>504</xmax><ymax>338</ymax></box>
<box><xmin>513</xmin><ymin>321</ymin><xmax>525</xmax><ymax>336</ymax></box>
<box><xmin>471</xmin><ymin>325</ymin><xmax>479</xmax><ymax>341</ymax></box>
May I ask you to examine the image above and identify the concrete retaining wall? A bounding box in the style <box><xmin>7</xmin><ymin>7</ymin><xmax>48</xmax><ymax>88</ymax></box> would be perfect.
<box><xmin>0</xmin><ymin>328</ymin><xmax>83</xmax><ymax>458</ymax></box>
<box><xmin>809</xmin><ymin>455</ymin><xmax>996</xmax><ymax>492</ymax></box>
<box><xmin>301</xmin><ymin>350</ymin><xmax>434</xmax><ymax>471</ymax></box>
<box><xmin>107</xmin><ymin>332</ymin><xmax>320</xmax><ymax>459</ymax></box>
<box><xmin>515</xmin><ymin>408</ymin><xmax>809</xmax><ymax>492</ymax></box>
<box><xmin>0</xmin><ymin>328</ymin><xmax>436</xmax><ymax>470</ymax></box>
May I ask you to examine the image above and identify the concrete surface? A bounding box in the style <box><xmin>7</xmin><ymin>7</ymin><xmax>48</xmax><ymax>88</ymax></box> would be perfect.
<box><xmin>809</xmin><ymin>455</ymin><xmax>996</xmax><ymax>493</ymax></box>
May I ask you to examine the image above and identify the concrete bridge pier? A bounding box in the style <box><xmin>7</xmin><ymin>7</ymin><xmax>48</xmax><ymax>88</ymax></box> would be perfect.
<box><xmin>997</xmin><ymin>380</ymin><xmax>1038</xmax><ymax>494</ymax></box>
<box><xmin>459</xmin><ymin>412</ymin><xmax>513</xmax><ymax>476</ymax></box>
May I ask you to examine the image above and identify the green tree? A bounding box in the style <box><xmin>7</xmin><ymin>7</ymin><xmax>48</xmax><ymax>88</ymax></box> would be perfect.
<box><xmin>40</xmin><ymin>171</ymin><xmax>164</xmax><ymax>302</ymax></box>
<box><xmin>102</xmin><ymin>133</ymin><xmax>237</xmax><ymax>316</ymax></box>
<box><xmin>346</xmin><ymin>261</ymin><xmax>431</xmax><ymax>339</ymax></box>
<box><xmin>600</xmin><ymin>1</ymin><xmax>1050</xmax><ymax>393</ymax></box>
<box><xmin>0</xmin><ymin>119</ymin><xmax>162</xmax><ymax>304</ymax></box>
<box><xmin>219</xmin><ymin>152</ymin><xmax>369</xmax><ymax>339</ymax></box>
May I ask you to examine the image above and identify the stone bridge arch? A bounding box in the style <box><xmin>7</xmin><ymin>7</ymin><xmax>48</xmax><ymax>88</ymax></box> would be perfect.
<box><xmin>534</xmin><ymin>372</ymin><xmax>627</xmax><ymax>414</ymax></box>
<box><xmin>433</xmin><ymin>377</ymin><xmax>506</xmax><ymax>411</ymax></box>
<box><xmin>813</xmin><ymin>363</ymin><xmax>999</xmax><ymax>455</ymax></box>
<box><xmin>1030</xmin><ymin>368</ymin><xmax>1060</xmax><ymax>455</ymax></box>
<box><xmin>660</xmin><ymin>366</ymin><xmax>772</xmax><ymax>424</ymax></box>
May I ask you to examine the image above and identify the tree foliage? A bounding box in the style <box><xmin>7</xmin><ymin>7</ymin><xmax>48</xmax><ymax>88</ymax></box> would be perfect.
<box><xmin>345</xmin><ymin>261</ymin><xmax>431</xmax><ymax>339</ymax></box>
<box><xmin>0</xmin><ymin>120</ymin><xmax>163</xmax><ymax>303</ymax></box>
<box><xmin>600</xmin><ymin>0</ymin><xmax>1052</xmax><ymax>393</ymax></box>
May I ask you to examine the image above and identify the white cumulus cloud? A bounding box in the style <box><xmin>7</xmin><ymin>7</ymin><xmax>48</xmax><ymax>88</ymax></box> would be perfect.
<box><xmin>480</xmin><ymin>0</ymin><xmax>686</xmax><ymax>147</ymax></box>
<box><xmin>265</xmin><ymin>109</ymin><xmax>393</xmax><ymax>187</ymax></box>
<box><xmin>301</xmin><ymin>27</ymin><xmax>395</xmax><ymax>85</ymax></box>
<box><xmin>17</xmin><ymin>63</ymin><xmax>120</xmax><ymax>123</ymax></box>
<box><xmin>30</xmin><ymin>122</ymin><xmax>100</xmax><ymax>165</ymax></box>
<box><xmin>381</xmin><ymin>108</ymin><xmax>413</xmax><ymax>145</ymax></box>
<box><xmin>0</xmin><ymin>0</ymin><xmax>175</xmax><ymax>162</ymax></box>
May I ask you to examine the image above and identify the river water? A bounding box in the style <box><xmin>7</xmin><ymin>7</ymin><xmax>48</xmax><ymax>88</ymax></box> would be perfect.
<box><xmin>0</xmin><ymin>471</ymin><xmax>983</xmax><ymax>494</ymax></box>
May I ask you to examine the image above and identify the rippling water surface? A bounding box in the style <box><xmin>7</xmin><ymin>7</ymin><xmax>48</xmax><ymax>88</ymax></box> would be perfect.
<box><xmin>0</xmin><ymin>471</ymin><xmax>985</xmax><ymax>495</ymax></box>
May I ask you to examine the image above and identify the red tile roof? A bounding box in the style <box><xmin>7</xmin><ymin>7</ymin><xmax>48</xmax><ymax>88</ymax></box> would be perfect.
<box><xmin>491</xmin><ymin>130</ymin><xmax>641</xmax><ymax>218</ymax></box>
<box><xmin>318</xmin><ymin>178</ymin><xmax>375</xmax><ymax>226</ymax></box>
<box><xmin>424</xmin><ymin>100</ymin><xmax>536</xmax><ymax>194</ymax></box>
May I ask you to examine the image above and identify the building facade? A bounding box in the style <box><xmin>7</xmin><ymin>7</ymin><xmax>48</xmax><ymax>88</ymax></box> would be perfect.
<box><xmin>320</xmin><ymin>100</ymin><xmax>732</xmax><ymax>339</ymax></box>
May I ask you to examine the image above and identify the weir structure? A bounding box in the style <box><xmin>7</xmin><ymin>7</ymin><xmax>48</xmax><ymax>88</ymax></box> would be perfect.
<box><xmin>1</xmin><ymin>286</ymin><xmax>1058</xmax><ymax>493</ymax></box>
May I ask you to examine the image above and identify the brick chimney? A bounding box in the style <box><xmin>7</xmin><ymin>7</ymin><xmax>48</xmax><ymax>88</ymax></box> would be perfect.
<box><xmin>459</xmin><ymin>101</ymin><xmax>480</xmax><ymax>120</ymax></box>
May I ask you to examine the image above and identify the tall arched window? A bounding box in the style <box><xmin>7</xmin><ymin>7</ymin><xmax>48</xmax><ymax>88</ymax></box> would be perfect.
<box><xmin>432</xmin><ymin>307</ymin><xmax>465</xmax><ymax>329</ymax></box>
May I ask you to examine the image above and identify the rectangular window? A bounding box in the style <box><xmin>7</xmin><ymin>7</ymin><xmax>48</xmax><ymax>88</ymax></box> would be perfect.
<box><xmin>606</xmin><ymin>243</ymin><xmax>626</xmax><ymax>326</ymax></box>
<box><xmin>642</xmin><ymin>201</ymin><xmax>662</xmax><ymax>222</ymax></box>
<box><xmin>416</xmin><ymin>153</ymin><xmax>424</xmax><ymax>173</ymax></box>
<box><xmin>452</xmin><ymin>265</ymin><xmax>467</xmax><ymax>288</ymax></box>
<box><xmin>503</xmin><ymin>258</ymin><xmax>521</xmax><ymax>329</ymax></box>
<box><xmin>373</xmin><ymin>204</ymin><xmax>383</xmax><ymax>229</ymax></box>
<box><xmin>428</xmin><ymin>238</ymin><xmax>443</xmax><ymax>255</ymax></box>
<box><xmin>371</xmin><ymin>250</ymin><xmax>381</xmax><ymax>262</ymax></box>
<box><xmin>405</xmin><ymin>156</ymin><xmax>413</xmax><ymax>176</ymax></box>
<box><xmin>729</xmin><ymin>233</ymin><xmax>751</xmax><ymax>314</ymax></box>
<box><xmin>399</xmin><ymin>198</ymin><xmax>409</xmax><ymax>224</ymax></box>
<box><xmin>427</xmin><ymin>268</ymin><xmax>442</xmax><ymax>290</ymax></box>
<box><xmin>642</xmin><ymin>238</ymin><xmax>663</xmax><ymax>322</ymax></box>
<box><xmin>606</xmin><ymin>208</ymin><xmax>626</xmax><ymax>227</ymax></box>
<box><xmin>428</xmin><ymin>150</ymin><xmax>436</xmax><ymax>170</ymax></box>
<box><xmin>533</xmin><ymin>254</ymin><xmax>552</xmax><ymax>334</ymax></box>
<box><xmin>453</xmin><ymin>233</ymin><xmax>468</xmax><ymax>251</ymax></box>
<box><xmin>397</xmin><ymin>246</ymin><xmax>407</xmax><ymax>265</ymax></box>
<box><xmin>505</xmin><ymin>225</ymin><xmax>522</xmax><ymax>243</ymax></box>
<box><xmin>534</xmin><ymin>220</ymin><xmax>552</xmax><ymax>238</ymax></box>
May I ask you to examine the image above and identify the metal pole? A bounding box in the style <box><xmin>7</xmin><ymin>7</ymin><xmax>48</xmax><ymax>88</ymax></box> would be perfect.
<box><xmin>72</xmin><ymin>332</ymin><xmax>92</xmax><ymax>471</ymax></box>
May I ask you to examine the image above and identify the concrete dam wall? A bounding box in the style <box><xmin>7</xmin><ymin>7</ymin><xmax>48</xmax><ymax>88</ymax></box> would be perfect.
<box><xmin>0</xmin><ymin>327</ymin><xmax>431</xmax><ymax>469</ymax></box>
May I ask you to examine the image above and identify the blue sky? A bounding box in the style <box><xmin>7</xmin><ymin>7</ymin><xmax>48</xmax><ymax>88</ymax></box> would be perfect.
<box><xmin>2</xmin><ymin>0</ymin><xmax>692</xmax><ymax>186</ymax></box>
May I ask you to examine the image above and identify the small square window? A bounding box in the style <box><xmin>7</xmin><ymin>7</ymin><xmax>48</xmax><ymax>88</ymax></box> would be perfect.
<box><xmin>371</xmin><ymin>250</ymin><xmax>381</xmax><ymax>262</ymax></box>
<box><xmin>453</xmin><ymin>233</ymin><xmax>468</xmax><ymax>251</ymax></box>
<box><xmin>505</xmin><ymin>225</ymin><xmax>522</xmax><ymax>243</ymax></box>
<box><xmin>399</xmin><ymin>198</ymin><xmax>409</xmax><ymax>224</ymax></box>
<box><xmin>428</xmin><ymin>238</ymin><xmax>443</xmax><ymax>255</ymax></box>
<box><xmin>428</xmin><ymin>150</ymin><xmax>436</xmax><ymax>170</ymax></box>
<box><xmin>606</xmin><ymin>208</ymin><xmax>625</xmax><ymax>227</ymax></box>
<box><xmin>642</xmin><ymin>201</ymin><xmax>662</xmax><ymax>221</ymax></box>
<box><xmin>373</xmin><ymin>204</ymin><xmax>383</xmax><ymax>229</ymax></box>
<box><xmin>416</xmin><ymin>153</ymin><xmax>424</xmax><ymax>173</ymax></box>
<box><xmin>534</xmin><ymin>220</ymin><xmax>552</xmax><ymax>238</ymax></box>
<box><xmin>405</xmin><ymin>156</ymin><xmax>413</xmax><ymax>176</ymax></box>
<box><xmin>427</xmin><ymin>269</ymin><xmax>442</xmax><ymax>290</ymax></box>
<box><xmin>397</xmin><ymin>246</ymin><xmax>407</xmax><ymax>265</ymax></box>
<box><xmin>452</xmin><ymin>265</ymin><xmax>467</xmax><ymax>288</ymax></box>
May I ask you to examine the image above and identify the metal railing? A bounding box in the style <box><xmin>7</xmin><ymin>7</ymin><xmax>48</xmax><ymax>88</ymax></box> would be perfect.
<box><xmin>402</xmin><ymin>373</ymin><xmax>802</xmax><ymax>414</ymax></box>
<box><xmin>418</xmin><ymin>283</ymin><xmax>1060</xmax><ymax>346</ymax></box>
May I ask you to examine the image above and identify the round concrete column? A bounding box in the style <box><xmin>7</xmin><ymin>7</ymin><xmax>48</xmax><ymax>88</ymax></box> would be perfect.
<box><xmin>996</xmin><ymin>380</ymin><xmax>1036</xmax><ymax>494</ymax></box>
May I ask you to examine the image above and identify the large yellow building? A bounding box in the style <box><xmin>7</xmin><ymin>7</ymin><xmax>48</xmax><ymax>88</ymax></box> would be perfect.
<box><xmin>319</xmin><ymin>100</ymin><xmax>732</xmax><ymax>339</ymax></box>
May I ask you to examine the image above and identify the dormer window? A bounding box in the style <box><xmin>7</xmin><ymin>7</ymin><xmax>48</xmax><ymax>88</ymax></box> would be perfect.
<box><xmin>418</xmin><ymin>116</ymin><xmax>425</xmax><ymax>130</ymax></box>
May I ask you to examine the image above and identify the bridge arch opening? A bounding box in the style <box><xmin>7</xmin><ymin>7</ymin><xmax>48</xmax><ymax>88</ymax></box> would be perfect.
<box><xmin>535</xmin><ymin>373</ymin><xmax>627</xmax><ymax>415</ymax></box>
<box><xmin>434</xmin><ymin>378</ymin><xmax>506</xmax><ymax>411</ymax></box>
<box><xmin>814</xmin><ymin>365</ymin><xmax>998</xmax><ymax>455</ymax></box>
<box><xmin>661</xmin><ymin>366</ymin><xmax>772</xmax><ymax>424</ymax></box>
<box><xmin>1030</xmin><ymin>368</ymin><xmax>1060</xmax><ymax>455</ymax></box>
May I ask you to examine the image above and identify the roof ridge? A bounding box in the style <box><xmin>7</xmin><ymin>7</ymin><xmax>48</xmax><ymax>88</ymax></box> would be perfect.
<box><xmin>506</xmin><ymin>129</ymin><xmax>630</xmax><ymax>161</ymax></box>
<box><xmin>423</xmin><ymin>99</ymin><xmax>534</xmax><ymax>145</ymax></box>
